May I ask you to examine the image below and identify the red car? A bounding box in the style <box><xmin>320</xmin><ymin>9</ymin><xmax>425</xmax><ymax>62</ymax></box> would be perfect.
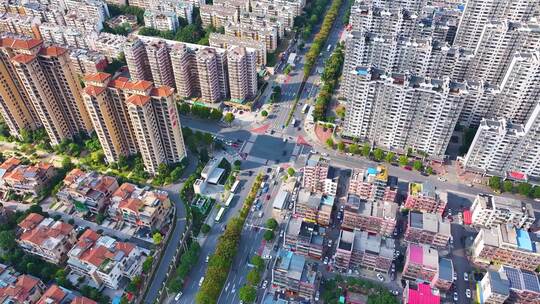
<box><xmin>404</xmin><ymin>166</ymin><xmax>412</xmax><ymax>171</ymax></box>
<box><xmin>266</xmin><ymin>194</ymin><xmax>271</xmax><ymax>200</ymax></box>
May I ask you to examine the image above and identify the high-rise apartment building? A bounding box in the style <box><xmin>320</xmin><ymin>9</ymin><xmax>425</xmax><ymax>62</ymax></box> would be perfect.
<box><xmin>343</xmin><ymin>67</ymin><xmax>465</xmax><ymax>158</ymax></box>
<box><xmin>454</xmin><ymin>0</ymin><xmax>537</xmax><ymax>49</ymax></box>
<box><xmin>470</xmin><ymin>194</ymin><xmax>535</xmax><ymax>230</ymax></box>
<box><xmin>82</xmin><ymin>72</ymin><xmax>186</xmax><ymax>174</ymax></box>
<box><xmin>227</xmin><ymin>46</ymin><xmax>257</xmax><ymax>102</ymax></box>
<box><xmin>463</xmin><ymin>103</ymin><xmax>540</xmax><ymax>179</ymax></box>
<box><xmin>1</xmin><ymin>37</ymin><xmax>92</xmax><ymax>145</ymax></box>
<box><xmin>0</xmin><ymin>37</ymin><xmax>40</xmax><ymax>138</ymax></box>
<box><xmin>124</xmin><ymin>38</ymin><xmax>152</xmax><ymax>82</ymax></box>
<box><xmin>209</xmin><ymin>33</ymin><xmax>266</xmax><ymax>66</ymax></box>
<box><xmin>145</xmin><ymin>40</ymin><xmax>175</xmax><ymax>88</ymax></box>
<box><xmin>197</xmin><ymin>47</ymin><xmax>225</xmax><ymax>103</ymax></box>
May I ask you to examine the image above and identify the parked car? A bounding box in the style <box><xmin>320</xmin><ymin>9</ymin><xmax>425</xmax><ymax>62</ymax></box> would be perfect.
<box><xmin>376</xmin><ymin>273</ymin><xmax>384</xmax><ymax>282</ymax></box>
<box><xmin>323</xmin><ymin>257</ymin><xmax>329</xmax><ymax>264</ymax></box>
<box><xmin>174</xmin><ymin>292</ymin><xmax>183</xmax><ymax>301</ymax></box>
<box><xmin>466</xmin><ymin>289</ymin><xmax>471</xmax><ymax>298</ymax></box>
<box><xmin>453</xmin><ymin>272</ymin><xmax>457</xmax><ymax>281</ymax></box>
<box><xmin>404</xmin><ymin>166</ymin><xmax>412</xmax><ymax>171</ymax></box>
<box><xmin>205</xmin><ymin>255</ymin><xmax>210</xmax><ymax>263</ymax></box>
<box><xmin>327</xmin><ymin>240</ymin><xmax>333</xmax><ymax>248</ymax></box>
<box><xmin>464</xmin><ymin>272</ymin><xmax>469</xmax><ymax>281</ymax></box>
<box><xmin>453</xmin><ymin>292</ymin><xmax>458</xmax><ymax>301</ymax></box>
<box><xmin>262</xmin><ymin>280</ymin><xmax>268</xmax><ymax>289</ymax></box>
<box><xmin>199</xmin><ymin>277</ymin><xmax>205</xmax><ymax>287</ymax></box>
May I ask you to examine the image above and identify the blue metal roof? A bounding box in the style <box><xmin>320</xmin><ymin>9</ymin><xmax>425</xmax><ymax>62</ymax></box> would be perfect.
<box><xmin>516</xmin><ymin>229</ymin><xmax>534</xmax><ymax>252</ymax></box>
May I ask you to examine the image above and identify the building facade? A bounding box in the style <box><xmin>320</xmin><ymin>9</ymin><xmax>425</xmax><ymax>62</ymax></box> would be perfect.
<box><xmin>470</xmin><ymin>194</ymin><xmax>535</xmax><ymax>230</ymax></box>
<box><xmin>405</xmin><ymin>211</ymin><xmax>451</xmax><ymax>248</ymax></box>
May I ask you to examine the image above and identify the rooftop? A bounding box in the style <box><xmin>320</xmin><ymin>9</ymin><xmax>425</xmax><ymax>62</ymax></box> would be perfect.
<box><xmin>408</xmin><ymin>244</ymin><xmax>438</xmax><ymax>269</ymax></box>
<box><xmin>406</xmin><ymin>283</ymin><xmax>440</xmax><ymax>304</ymax></box>
<box><xmin>438</xmin><ymin>258</ymin><xmax>453</xmax><ymax>281</ymax></box>
<box><xmin>485</xmin><ymin>270</ymin><xmax>510</xmax><ymax>296</ymax></box>
<box><xmin>502</xmin><ymin>265</ymin><xmax>540</xmax><ymax>293</ymax></box>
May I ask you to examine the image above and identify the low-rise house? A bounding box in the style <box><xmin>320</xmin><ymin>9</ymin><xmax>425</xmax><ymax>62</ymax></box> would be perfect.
<box><xmin>501</xmin><ymin>265</ymin><xmax>540</xmax><ymax>304</ymax></box>
<box><xmin>284</xmin><ymin>217</ymin><xmax>324</xmax><ymax>259</ymax></box>
<box><xmin>432</xmin><ymin>258</ymin><xmax>453</xmax><ymax>291</ymax></box>
<box><xmin>334</xmin><ymin>229</ymin><xmax>395</xmax><ymax>273</ymax></box>
<box><xmin>0</xmin><ymin>274</ymin><xmax>46</xmax><ymax>303</ymax></box>
<box><xmin>67</xmin><ymin>229</ymin><xmax>144</xmax><ymax>289</ymax></box>
<box><xmin>479</xmin><ymin>269</ymin><xmax>510</xmax><ymax>304</ymax></box>
<box><xmin>302</xmin><ymin>155</ymin><xmax>338</xmax><ymax>196</ymax></box>
<box><xmin>404</xmin><ymin>182</ymin><xmax>447</xmax><ymax>215</ymax></box>
<box><xmin>71</xmin><ymin>296</ymin><xmax>98</xmax><ymax>304</ymax></box>
<box><xmin>471</xmin><ymin>194</ymin><xmax>535</xmax><ymax>230</ymax></box>
<box><xmin>402</xmin><ymin>244</ymin><xmax>439</xmax><ymax>283</ymax></box>
<box><xmin>17</xmin><ymin>213</ymin><xmax>76</xmax><ymax>264</ymax></box>
<box><xmin>342</xmin><ymin>194</ymin><xmax>398</xmax><ymax>236</ymax></box>
<box><xmin>36</xmin><ymin>285</ymin><xmax>69</xmax><ymax>304</ymax></box>
<box><xmin>272</xmin><ymin>249</ymin><xmax>319</xmax><ymax>301</ymax></box>
<box><xmin>295</xmin><ymin>190</ymin><xmax>334</xmax><ymax>226</ymax></box>
<box><xmin>108</xmin><ymin>182</ymin><xmax>173</xmax><ymax>232</ymax></box>
<box><xmin>348</xmin><ymin>166</ymin><xmax>398</xmax><ymax>202</ymax></box>
<box><xmin>405</xmin><ymin>211</ymin><xmax>451</xmax><ymax>248</ymax></box>
<box><xmin>471</xmin><ymin>224</ymin><xmax>540</xmax><ymax>271</ymax></box>
<box><xmin>403</xmin><ymin>282</ymin><xmax>440</xmax><ymax>304</ymax></box>
<box><xmin>0</xmin><ymin>157</ymin><xmax>55</xmax><ymax>198</ymax></box>
<box><xmin>57</xmin><ymin>169</ymin><xmax>119</xmax><ymax>214</ymax></box>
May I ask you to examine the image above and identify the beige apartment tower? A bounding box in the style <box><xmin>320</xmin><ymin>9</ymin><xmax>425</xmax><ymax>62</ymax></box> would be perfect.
<box><xmin>227</xmin><ymin>46</ymin><xmax>257</xmax><ymax>102</ymax></box>
<box><xmin>0</xmin><ymin>37</ymin><xmax>40</xmax><ymax>138</ymax></box>
<box><xmin>196</xmin><ymin>48</ymin><xmax>223</xmax><ymax>103</ymax></box>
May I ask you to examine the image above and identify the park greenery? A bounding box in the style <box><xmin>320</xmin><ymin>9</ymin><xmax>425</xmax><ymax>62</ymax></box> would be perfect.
<box><xmin>488</xmin><ymin>176</ymin><xmax>540</xmax><ymax>198</ymax></box>
<box><xmin>196</xmin><ymin>174</ymin><xmax>264</xmax><ymax>304</ymax></box>
<box><xmin>177</xmin><ymin>102</ymin><xmax>224</xmax><ymax>121</ymax></box>
<box><xmin>321</xmin><ymin>276</ymin><xmax>398</xmax><ymax>304</ymax></box>
<box><xmin>312</xmin><ymin>43</ymin><xmax>345</xmax><ymax>121</ymax></box>
<box><xmin>304</xmin><ymin>0</ymin><xmax>344</xmax><ymax>78</ymax></box>
<box><xmin>107</xmin><ymin>4</ymin><xmax>145</xmax><ymax>25</ymax></box>
<box><xmin>137</xmin><ymin>8</ymin><xmax>224</xmax><ymax>45</ymax></box>
<box><xmin>224</xmin><ymin>113</ymin><xmax>235</xmax><ymax>125</ymax></box>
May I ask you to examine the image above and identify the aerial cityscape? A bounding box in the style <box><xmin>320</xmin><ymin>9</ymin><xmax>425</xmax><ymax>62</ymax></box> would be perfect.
<box><xmin>0</xmin><ymin>0</ymin><xmax>539</xmax><ymax>303</ymax></box>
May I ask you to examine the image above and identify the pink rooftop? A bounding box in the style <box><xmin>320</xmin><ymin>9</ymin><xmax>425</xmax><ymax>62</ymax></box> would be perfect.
<box><xmin>407</xmin><ymin>283</ymin><xmax>440</xmax><ymax>304</ymax></box>
<box><xmin>409</xmin><ymin>244</ymin><xmax>423</xmax><ymax>264</ymax></box>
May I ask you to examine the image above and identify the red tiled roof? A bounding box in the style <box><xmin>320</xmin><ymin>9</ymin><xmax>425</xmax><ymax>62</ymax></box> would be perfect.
<box><xmin>0</xmin><ymin>37</ymin><xmax>42</xmax><ymax>50</ymax></box>
<box><xmin>71</xmin><ymin>296</ymin><xmax>98</xmax><ymax>304</ymax></box>
<box><xmin>18</xmin><ymin>213</ymin><xmax>44</xmax><ymax>230</ymax></box>
<box><xmin>0</xmin><ymin>275</ymin><xmax>42</xmax><ymax>302</ymax></box>
<box><xmin>119</xmin><ymin>198</ymin><xmax>142</xmax><ymax>213</ymax></box>
<box><xmin>109</xmin><ymin>77</ymin><xmax>153</xmax><ymax>91</ymax></box>
<box><xmin>83</xmin><ymin>72</ymin><xmax>111</xmax><ymax>83</ymax></box>
<box><xmin>150</xmin><ymin>86</ymin><xmax>174</xmax><ymax>97</ymax></box>
<box><xmin>20</xmin><ymin>220</ymin><xmax>74</xmax><ymax>247</ymax></box>
<box><xmin>11</xmin><ymin>53</ymin><xmax>36</xmax><ymax>64</ymax></box>
<box><xmin>36</xmin><ymin>285</ymin><xmax>66</xmax><ymax>304</ymax></box>
<box><xmin>38</xmin><ymin>46</ymin><xmax>66</xmax><ymax>57</ymax></box>
<box><xmin>0</xmin><ymin>157</ymin><xmax>21</xmax><ymax>170</ymax></box>
<box><xmin>63</xmin><ymin>168</ymin><xmax>85</xmax><ymax>184</ymax></box>
<box><xmin>112</xmin><ymin>183</ymin><xmax>136</xmax><ymax>199</ymax></box>
<box><xmin>84</xmin><ymin>85</ymin><xmax>106</xmax><ymax>96</ymax></box>
<box><xmin>126</xmin><ymin>94</ymin><xmax>151</xmax><ymax>106</ymax></box>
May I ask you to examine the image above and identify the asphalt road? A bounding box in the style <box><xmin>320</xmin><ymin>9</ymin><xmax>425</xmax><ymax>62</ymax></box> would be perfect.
<box><xmin>178</xmin><ymin>164</ymin><xmax>261</xmax><ymax>304</ymax></box>
<box><xmin>143</xmin><ymin>157</ymin><xmax>199</xmax><ymax>304</ymax></box>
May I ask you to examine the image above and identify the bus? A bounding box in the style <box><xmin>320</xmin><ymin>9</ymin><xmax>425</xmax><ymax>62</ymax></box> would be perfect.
<box><xmin>215</xmin><ymin>207</ymin><xmax>225</xmax><ymax>222</ymax></box>
<box><xmin>224</xmin><ymin>195</ymin><xmax>234</xmax><ymax>208</ymax></box>
<box><xmin>302</xmin><ymin>104</ymin><xmax>309</xmax><ymax>114</ymax></box>
<box><xmin>230</xmin><ymin>180</ymin><xmax>240</xmax><ymax>193</ymax></box>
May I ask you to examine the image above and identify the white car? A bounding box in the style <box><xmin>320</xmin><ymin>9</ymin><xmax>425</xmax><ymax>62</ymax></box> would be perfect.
<box><xmin>323</xmin><ymin>257</ymin><xmax>329</xmax><ymax>265</ymax></box>
<box><xmin>391</xmin><ymin>290</ymin><xmax>399</xmax><ymax>296</ymax></box>
<box><xmin>262</xmin><ymin>280</ymin><xmax>268</xmax><ymax>289</ymax></box>
<box><xmin>453</xmin><ymin>272</ymin><xmax>457</xmax><ymax>281</ymax></box>
<box><xmin>466</xmin><ymin>289</ymin><xmax>472</xmax><ymax>298</ymax></box>
<box><xmin>327</xmin><ymin>240</ymin><xmax>333</xmax><ymax>248</ymax></box>
<box><xmin>464</xmin><ymin>272</ymin><xmax>469</xmax><ymax>281</ymax></box>
<box><xmin>174</xmin><ymin>292</ymin><xmax>183</xmax><ymax>301</ymax></box>
<box><xmin>263</xmin><ymin>254</ymin><xmax>272</xmax><ymax>260</ymax></box>
<box><xmin>376</xmin><ymin>273</ymin><xmax>384</xmax><ymax>282</ymax></box>
<box><xmin>453</xmin><ymin>292</ymin><xmax>458</xmax><ymax>301</ymax></box>
<box><xmin>198</xmin><ymin>277</ymin><xmax>205</xmax><ymax>287</ymax></box>
<box><xmin>205</xmin><ymin>255</ymin><xmax>210</xmax><ymax>263</ymax></box>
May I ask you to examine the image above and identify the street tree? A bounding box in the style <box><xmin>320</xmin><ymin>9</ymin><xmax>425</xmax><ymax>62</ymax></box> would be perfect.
<box><xmin>412</xmin><ymin>160</ymin><xmax>423</xmax><ymax>171</ymax></box>
<box><xmin>263</xmin><ymin>230</ymin><xmax>274</xmax><ymax>241</ymax></box>
<box><xmin>488</xmin><ymin>176</ymin><xmax>502</xmax><ymax>191</ymax></box>
<box><xmin>287</xmin><ymin>168</ymin><xmax>295</xmax><ymax>176</ymax></box>
<box><xmin>239</xmin><ymin>285</ymin><xmax>257</xmax><ymax>303</ymax></box>
<box><xmin>361</xmin><ymin>144</ymin><xmax>371</xmax><ymax>157</ymax></box>
<box><xmin>261</xmin><ymin>110</ymin><xmax>268</xmax><ymax>117</ymax></box>
<box><xmin>246</xmin><ymin>269</ymin><xmax>261</xmax><ymax>286</ymax></box>
<box><xmin>224</xmin><ymin>113</ymin><xmax>235</xmax><ymax>125</ymax></box>
<box><xmin>503</xmin><ymin>180</ymin><xmax>514</xmax><ymax>193</ymax></box>
<box><xmin>266</xmin><ymin>218</ymin><xmax>278</xmax><ymax>230</ymax></box>
<box><xmin>251</xmin><ymin>255</ymin><xmax>265</xmax><ymax>272</ymax></box>
<box><xmin>152</xmin><ymin>232</ymin><xmax>163</xmax><ymax>245</ymax></box>
<box><xmin>373</xmin><ymin>148</ymin><xmax>384</xmax><ymax>161</ymax></box>
<box><xmin>385</xmin><ymin>152</ymin><xmax>395</xmax><ymax>163</ymax></box>
<box><xmin>398</xmin><ymin>155</ymin><xmax>409</xmax><ymax>166</ymax></box>
<box><xmin>326</xmin><ymin>138</ymin><xmax>334</xmax><ymax>148</ymax></box>
<box><xmin>337</xmin><ymin>141</ymin><xmax>345</xmax><ymax>152</ymax></box>
<box><xmin>348</xmin><ymin>143</ymin><xmax>359</xmax><ymax>154</ymax></box>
